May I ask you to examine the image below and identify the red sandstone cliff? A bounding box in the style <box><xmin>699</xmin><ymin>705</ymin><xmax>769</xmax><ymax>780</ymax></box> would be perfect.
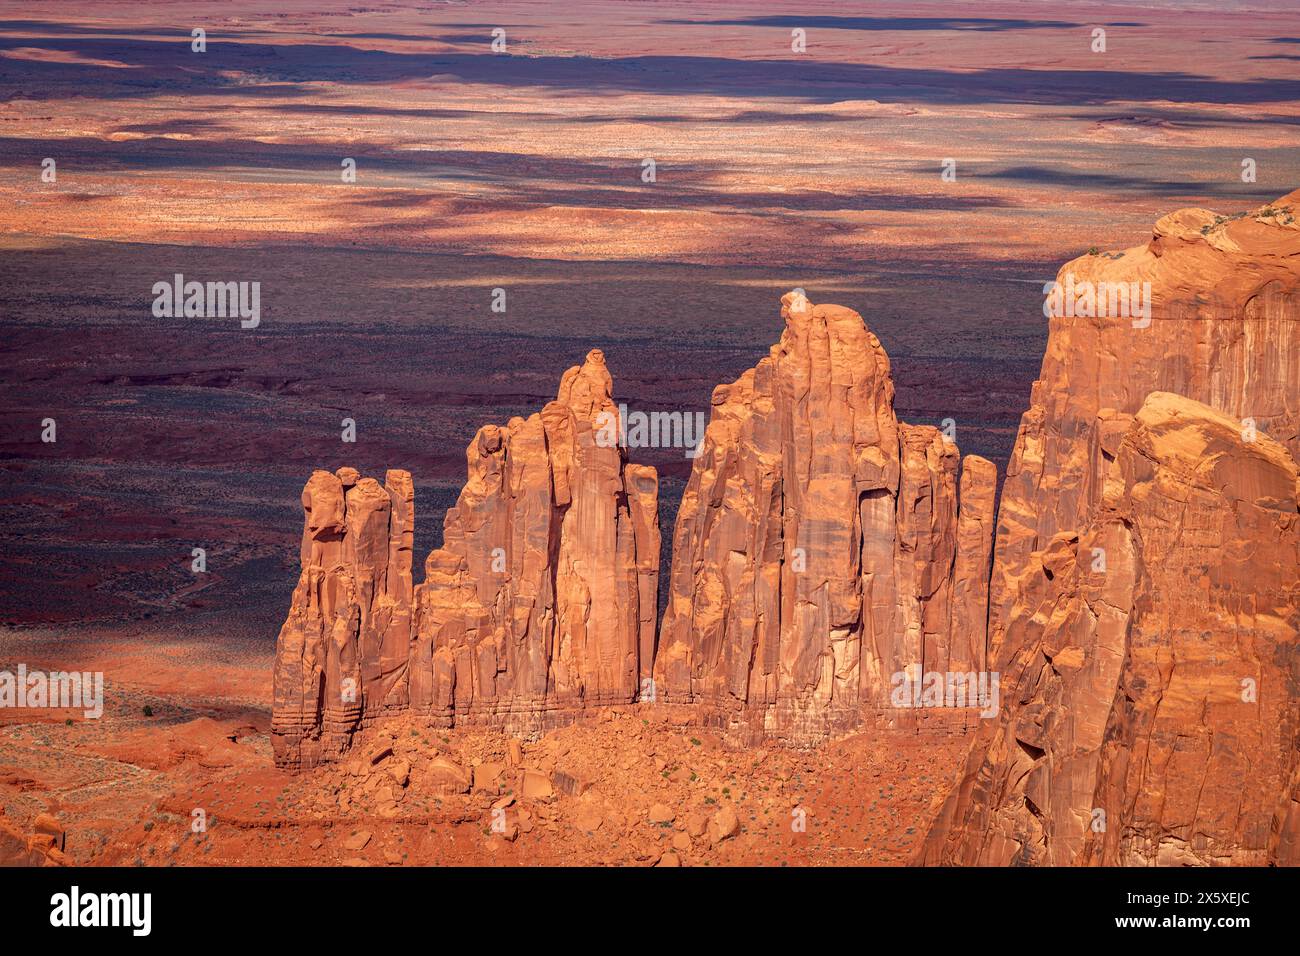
<box><xmin>272</xmin><ymin>467</ymin><xmax>415</xmax><ymax>769</ymax></box>
<box><xmin>0</xmin><ymin>810</ymin><xmax>67</xmax><ymax>867</ymax></box>
<box><xmin>922</xmin><ymin>191</ymin><xmax>1300</xmax><ymax>866</ymax></box>
<box><xmin>989</xmin><ymin>191</ymin><xmax>1300</xmax><ymax>657</ymax></box>
<box><xmin>921</xmin><ymin>392</ymin><xmax>1300</xmax><ymax>865</ymax></box>
<box><xmin>653</xmin><ymin>292</ymin><xmax>996</xmax><ymax>741</ymax></box>
<box><xmin>408</xmin><ymin>349</ymin><xmax>657</xmax><ymax>731</ymax></box>
<box><xmin>270</xmin><ymin>191</ymin><xmax>1300</xmax><ymax>871</ymax></box>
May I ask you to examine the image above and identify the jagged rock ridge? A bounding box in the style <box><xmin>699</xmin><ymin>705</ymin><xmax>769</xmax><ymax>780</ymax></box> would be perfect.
<box><xmin>271</xmin><ymin>191</ymin><xmax>1300</xmax><ymax>874</ymax></box>
<box><xmin>272</xmin><ymin>350</ymin><xmax>659</xmax><ymax>769</ymax></box>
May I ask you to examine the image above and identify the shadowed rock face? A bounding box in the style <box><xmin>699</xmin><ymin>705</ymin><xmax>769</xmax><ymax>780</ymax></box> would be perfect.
<box><xmin>653</xmin><ymin>292</ymin><xmax>996</xmax><ymax>742</ymax></box>
<box><xmin>989</xmin><ymin>191</ymin><xmax>1300</xmax><ymax>658</ymax></box>
<box><xmin>920</xmin><ymin>392</ymin><xmax>1300</xmax><ymax>866</ymax></box>
<box><xmin>272</xmin><ymin>351</ymin><xmax>659</xmax><ymax>768</ymax></box>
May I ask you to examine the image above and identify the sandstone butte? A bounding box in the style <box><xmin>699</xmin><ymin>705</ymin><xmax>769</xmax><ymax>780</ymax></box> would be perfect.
<box><xmin>654</xmin><ymin>290</ymin><xmax>997</xmax><ymax>742</ymax></box>
<box><xmin>272</xmin><ymin>349</ymin><xmax>660</xmax><ymax>770</ymax></box>
<box><xmin>270</xmin><ymin>189</ymin><xmax>1300</xmax><ymax>868</ymax></box>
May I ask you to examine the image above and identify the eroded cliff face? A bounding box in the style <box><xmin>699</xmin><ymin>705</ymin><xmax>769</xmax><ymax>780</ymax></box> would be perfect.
<box><xmin>921</xmin><ymin>392</ymin><xmax>1300</xmax><ymax>866</ymax></box>
<box><xmin>914</xmin><ymin>192</ymin><xmax>1300</xmax><ymax>866</ymax></box>
<box><xmin>0</xmin><ymin>810</ymin><xmax>67</xmax><ymax>867</ymax></box>
<box><xmin>272</xmin><ymin>351</ymin><xmax>659</xmax><ymax>768</ymax></box>
<box><xmin>654</xmin><ymin>292</ymin><xmax>996</xmax><ymax>742</ymax></box>
<box><xmin>990</xmin><ymin>192</ymin><xmax>1300</xmax><ymax>656</ymax></box>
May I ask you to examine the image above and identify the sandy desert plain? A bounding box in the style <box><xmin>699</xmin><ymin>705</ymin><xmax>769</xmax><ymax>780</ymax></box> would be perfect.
<box><xmin>1</xmin><ymin>0</ymin><xmax>1298</xmax><ymax>867</ymax></box>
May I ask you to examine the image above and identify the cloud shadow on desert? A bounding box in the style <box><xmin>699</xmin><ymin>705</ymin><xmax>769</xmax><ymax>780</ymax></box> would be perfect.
<box><xmin>2</xmin><ymin>31</ymin><xmax>1296</xmax><ymax>107</ymax></box>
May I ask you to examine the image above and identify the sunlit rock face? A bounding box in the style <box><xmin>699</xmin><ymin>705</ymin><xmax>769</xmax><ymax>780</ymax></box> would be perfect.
<box><xmin>989</xmin><ymin>192</ymin><xmax>1300</xmax><ymax>659</ymax></box>
<box><xmin>273</xmin><ymin>352</ymin><xmax>659</xmax><ymax>769</ymax></box>
<box><xmin>655</xmin><ymin>292</ymin><xmax>996</xmax><ymax>743</ymax></box>
<box><xmin>915</xmin><ymin>193</ymin><xmax>1300</xmax><ymax>867</ymax></box>
<box><xmin>921</xmin><ymin>392</ymin><xmax>1300</xmax><ymax>866</ymax></box>
<box><xmin>271</xmin><ymin>467</ymin><xmax>414</xmax><ymax>770</ymax></box>
<box><xmin>272</xmin><ymin>192</ymin><xmax>1300</xmax><ymax>876</ymax></box>
<box><xmin>410</xmin><ymin>349</ymin><xmax>659</xmax><ymax>732</ymax></box>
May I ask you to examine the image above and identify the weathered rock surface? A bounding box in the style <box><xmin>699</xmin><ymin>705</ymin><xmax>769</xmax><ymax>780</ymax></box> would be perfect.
<box><xmin>654</xmin><ymin>292</ymin><xmax>996</xmax><ymax>741</ymax></box>
<box><xmin>272</xmin><ymin>467</ymin><xmax>415</xmax><ymax>769</ymax></box>
<box><xmin>410</xmin><ymin>349</ymin><xmax>658</xmax><ymax>731</ymax></box>
<box><xmin>0</xmin><ymin>809</ymin><xmax>66</xmax><ymax>866</ymax></box>
<box><xmin>921</xmin><ymin>392</ymin><xmax>1300</xmax><ymax>865</ymax></box>
<box><xmin>268</xmin><ymin>194</ymin><xmax>1300</xmax><ymax>876</ymax></box>
<box><xmin>273</xmin><ymin>351</ymin><xmax>659</xmax><ymax>767</ymax></box>
<box><xmin>990</xmin><ymin>192</ymin><xmax>1300</xmax><ymax>657</ymax></box>
<box><xmin>948</xmin><ymin>455</ymin><xmax>997</xmax><ymax>675</ymax></box>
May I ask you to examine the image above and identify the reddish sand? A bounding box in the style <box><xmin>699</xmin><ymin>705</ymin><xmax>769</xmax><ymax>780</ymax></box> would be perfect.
<box><xmin>1</xmin><ymin>628</ymin><xmax>973</xmax><ymax>866</ymax></box>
